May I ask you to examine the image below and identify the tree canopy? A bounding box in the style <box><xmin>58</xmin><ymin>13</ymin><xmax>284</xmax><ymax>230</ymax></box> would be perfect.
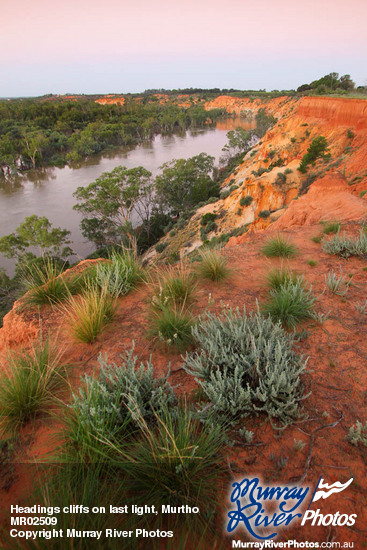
<box><xmin>0</xmin><ymin>215</ymin><xmax>73</xmax><ymax>261</ymax></box>
<box><xmin>73</xmin><ymin>165</ymin><xmax>154</xmax><ymax>247</ymax></box>
<box><xmin>297</xmin><ymin>73</ymin><xmax>355</xmax><ymax>94</ymax></box>
<box><xmin>155</xmin><ymin>153</ymin><xmax>218</xmax><ymax>215</ymax></box>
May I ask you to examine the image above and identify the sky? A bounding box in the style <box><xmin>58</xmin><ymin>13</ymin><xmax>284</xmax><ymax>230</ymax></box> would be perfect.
<box><xmin>1</xmin><ymin>0</ymin><xmax>367</xmax><ymax>96</ymax></box>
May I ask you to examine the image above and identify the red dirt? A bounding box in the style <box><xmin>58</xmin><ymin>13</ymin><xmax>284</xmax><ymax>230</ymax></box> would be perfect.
<box><xmin>0</xmin><ymin>222</ymin><xmax>366</xmax><ymax>545</ymax></box>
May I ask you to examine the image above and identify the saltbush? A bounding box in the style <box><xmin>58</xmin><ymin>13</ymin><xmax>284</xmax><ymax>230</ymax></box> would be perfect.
<box><xmin>68</xmin><ymin>346</ymin><xmax>176</xmax><ymax>459</ymax></box>
<box><xmin>184</xmin><ymin>306</ymin><xmax>308</xmax><ymax>427</ymax></box>
<box><xmin>347</xmin><ymin>421</ymin><xmax>367</xmax><ymax>447</ymax></box>
<box><xmin>322</xmin><ymin>230</ymin><xmax>367</xmax><ymax>258</ymax></box>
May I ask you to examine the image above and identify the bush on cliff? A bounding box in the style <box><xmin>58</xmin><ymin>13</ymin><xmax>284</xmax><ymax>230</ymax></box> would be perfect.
<box><xmin>298</xmin><ymin>136</ymin><xmax>329</xmax><ymax>173</ymax></box>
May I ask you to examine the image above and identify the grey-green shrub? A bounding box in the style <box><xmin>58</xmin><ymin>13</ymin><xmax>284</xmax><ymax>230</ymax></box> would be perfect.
<box><xmin>69</xmin><ymin>346</ymin><xmax>176</xmax><ymax>455</ymax></box>
<box><xmin>325</xmin><ymin>270</ymin><xmax>349</xmax><ymax>296</ymax></box>
<box><xmin>183</xmin><ymin>306</ymin><xmax>308</xmax><ymax>428</ymax></box>
<box><xmin>346</xmin><ymin>421</ymin><xmax>367</xmax><ymax>447</ymax></box>
<box><xmin>322</xmin><ymin>230</ymin><xmax>367</xmax><ymax>258</ymax></box>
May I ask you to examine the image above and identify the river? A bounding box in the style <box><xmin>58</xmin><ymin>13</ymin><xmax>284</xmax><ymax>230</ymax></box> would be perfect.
<box><xmin>0</xmin><ymin>118</ymin><xmax>255</xmax><ymax>274</ymax></box>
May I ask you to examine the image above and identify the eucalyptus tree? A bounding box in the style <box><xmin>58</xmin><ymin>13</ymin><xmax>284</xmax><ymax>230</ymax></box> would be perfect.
<box><xmin>73</xmin><ymin>165</ymin><xmax>155</xmax><ymax>248</ymax></box>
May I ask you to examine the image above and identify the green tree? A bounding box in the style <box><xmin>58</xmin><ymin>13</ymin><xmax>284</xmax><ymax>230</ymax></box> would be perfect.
<box><xmin>0</xmin><ymin>215</ymin><xmax>73</xmax><ymax>261</ymax></box>
<box><xmin>298</xmin><ymin>136</ymin><xmax>329</xmax><ymax>173</ymax></box>
<box><xmin>22</xmin><ymin>130</ymin><xmax>47</xmax><ymax>168</ymax></box>
<box><xmin>339</xmin><ymin>74</ymin><xmax>355</xmax><ymax>91</ymax></box>
<box><xmin>73</xmin><ymin>165</ymin><xmax>154</xmax><ymax>248</ymax></box>
<box><xmin>255</xmin><ymin>108</ymin><xmax>277</xmax><ymax>138</ymax></box>
<box><xmin>155</xmin><ymin>153</ymin><xmax>218</xmax><ymax>215</ymax></box>
<box><xmin>222</xmin><ymin>128</ymin><xmax>252</xmax><ymax>157</ymax></box>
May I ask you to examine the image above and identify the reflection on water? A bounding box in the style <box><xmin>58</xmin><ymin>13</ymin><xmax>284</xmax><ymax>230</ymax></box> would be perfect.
<box><xmin>0</xmin><ymin>119</ymin><xmax>256</xmax><ymax>274</ymax></box>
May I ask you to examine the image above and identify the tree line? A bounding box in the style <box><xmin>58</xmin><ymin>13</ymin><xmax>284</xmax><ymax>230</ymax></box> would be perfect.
<box><xmin>0</xmin><ymin>98</ymin><xmax>225</xmax><ymax>177</ymax></box>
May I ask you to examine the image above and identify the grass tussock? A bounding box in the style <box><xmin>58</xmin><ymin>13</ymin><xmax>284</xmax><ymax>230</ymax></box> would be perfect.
<box><xmin>311</xmin><ymin>235</ymin><xmax>322</xmax><ymax>244</ymax></box>
<box><xmin>21</xmin><ymin>258</ymin><xmax>77</xmax><ymax>307</ymax></box>
<box><xmin>148</xmin><ymin>264</ymin><xmax>196</xmax><ymax>311</ymax></box>
<box><xmin>195</xmin><ymin>249</ymin><xmax>232</xmax><ymax>282</ymax></box>
<box><xmin>0</xmin><ymin>340</ymin><xmax>67</xmax><ymax>434</ymax></box>
<box><xmin>265</xmin><ymin>267</ymin><xmax>299</xmax><ymax>291</ymax></box>
<box><xmin>148</xmin><ymin>305</ymin><xmax>195</xmax><ymax>350</ymax></box>
<box><xmin>121</xmin><ymin>406</ymin><xmax>225</xmax><ymax>525</ymax></box>
<box><xmin>262</xmin><ymin>277</ymin><xmax>315</xmax><ymax>328</ymax></box>
<box><xmin>95</xmin><ymin>249</ymin><xmax>146</xmax><ymax>297</ymax></box>
<box><xmin>321</xmin><ymin>220</ymin><xmax>341</xmax><ymax>235</ymax></box>
<box><xmin>261</xmin><ymin>235</ymin><xmax>298</xmax><ymax>258</ymax></box>
<box><xmin>64</xmin><ymin>285</ymin><xmax>117</xmax><ymax>343</ymax></box>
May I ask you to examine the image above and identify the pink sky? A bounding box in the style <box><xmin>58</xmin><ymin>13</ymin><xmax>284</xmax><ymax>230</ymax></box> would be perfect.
<box><xmin>1</xmin><ymin>0</ymin><xmax>366</xmax><ymax>95</ymax></box>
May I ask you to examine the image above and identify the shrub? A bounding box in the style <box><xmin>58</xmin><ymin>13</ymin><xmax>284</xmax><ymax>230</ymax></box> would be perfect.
<box><xmin>325</xmin><ymin>270</ymin><xmax>349</xmax><ymax>296</ymax></box>
<box><xmin>347</xmin><ymin>421</ymin><xmax>367</xmax><ymax>447</ymax></box>
<box><xmin>259</xmin><ymin>210</ymin><xmax>271</xmax><ymax>219</ymax></box>
<box><xmin>321</xmin><ymin>221</ymin><xmax>341</xmax><ymax>235</ymax></box>
<box><xmin>0</xmin><ymin>340</ymin><xmax>67</xmax><ymax>434</ymax></box>
<box><xmin>262</xmin><ymin>278</ymin><xmax>315</xmax><ymax>328</ymax></box>
<box><xmin>240</xmin><ymin>195</ymin><xmax>253</xmax><ymax>207</ymax></box>
<box><xmin>155</xmin><ymin>242</ymin><xmax>168</xmax><ymax>253</ymax></box>
<box><xmin>322</xmin><ymin>230</ymin><xmax>367</xmax><ymax>258</ymax></box>
<box><xmin>252</xmin><ymin>167</ymin><xmax>268</xmax><ymax>177</ymax></box>
<box><xmin>184</xmin><ymin>307</ymin><xmax>308</xmax><ymax>427</ymax></box>
<box><xmin>347</xmin><ymin>129</ymin><xmax>355</xmax><ymax>139</ymax></box>
<box><xmin>307</xmin><ymin>259</ymin><xmax>318</xmax><ymax>267</ymax></box>
<box><xmin>261</xmin><ymin>235</ymin><xmax>298</xmax><ymax>258</ymax></box>
<box><xmin>355</xmin><ymin>300</ymin><xmax>367</xmax><ymax>315</ymax></box>
<box><xmin>300</xmin><ymin>173</ymin><xmax>318</xmax><ymax>195</ymax></box>
<box><xmin>64</xmin><ymin>285</ymin><xmax>117</xmax><ymax>343</ymax></box>
<box><xmin>220</xmin><ymin>189</ymin><xmax>231</xmax><ymax>200</ymax></box>
<box><xmin>195</xmin><ymin>249</ymin><xmax>231</xmax><ymax>282</ymax></box>
<box><xmin>200</xmin><ymin>212</ymin><xmax>217</xmax><ymax>226</ymax></box>
<box><xmin>274</xmin><ymin>172</ymin><xmax>287</xmax><ymax>186</ymax></box>
<box><xmin>265</xmin><ymin>267</ymin><xmax>300</xmax><ymax>291</ymax></box>
<box><xmin>149</xmin><ymin>265</ymin><xmax>196</xmax><ymax>310</ymax></box>
<box><xmin>299</xmin><ymin>136</ymin><xmax>329</xmax><ymax>173</ymax></box>
<box><xmin>95</xmin><ymin>250</ymin><xmax>145</xmax><ymax>297</ymax></box>
<box><xmin>360</xmin><ymin>190</ymin><xmax>367</xmax><ymax>198</ymax></box>
<box><xmin>66</xmin><ymin>346</ymin><xmax>176</xmax><ymax>461</ymax></box>
<box><xmin>200</xmin><ymin>220</ymin><xmax>217</xmax><ymax>237</ymax></box>
<box><xmin>148</xmin><ymin>305</ymin><xmax>195</xmax><ymax>350</ymax></box>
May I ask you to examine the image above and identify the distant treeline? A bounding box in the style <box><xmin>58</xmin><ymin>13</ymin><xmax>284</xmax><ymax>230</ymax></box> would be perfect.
<box><xmin>297</xmin><ymin>72</ymin><xmax>367</xmax><ymax>95</ymax></box>
<box><xmin>0</xmin><ymin>98</ymin><xmax>225</xmax><ymax>176</ymax></box>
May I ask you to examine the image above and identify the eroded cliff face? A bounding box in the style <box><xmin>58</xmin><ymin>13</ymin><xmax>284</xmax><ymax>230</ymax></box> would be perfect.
<box><xmin>95</xmin><ymin>95</ymin><xmax>125</xmax><ymax>106</ymax></box>
<box><xmin>152</xmin><ymin>95</ymin><xmax>366</xmax><ymax>259</ymax></box>
<box><xmin>208</xmin><ymin>97</ymin><xmax>366</xmax><ymax>242</ymax></box>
